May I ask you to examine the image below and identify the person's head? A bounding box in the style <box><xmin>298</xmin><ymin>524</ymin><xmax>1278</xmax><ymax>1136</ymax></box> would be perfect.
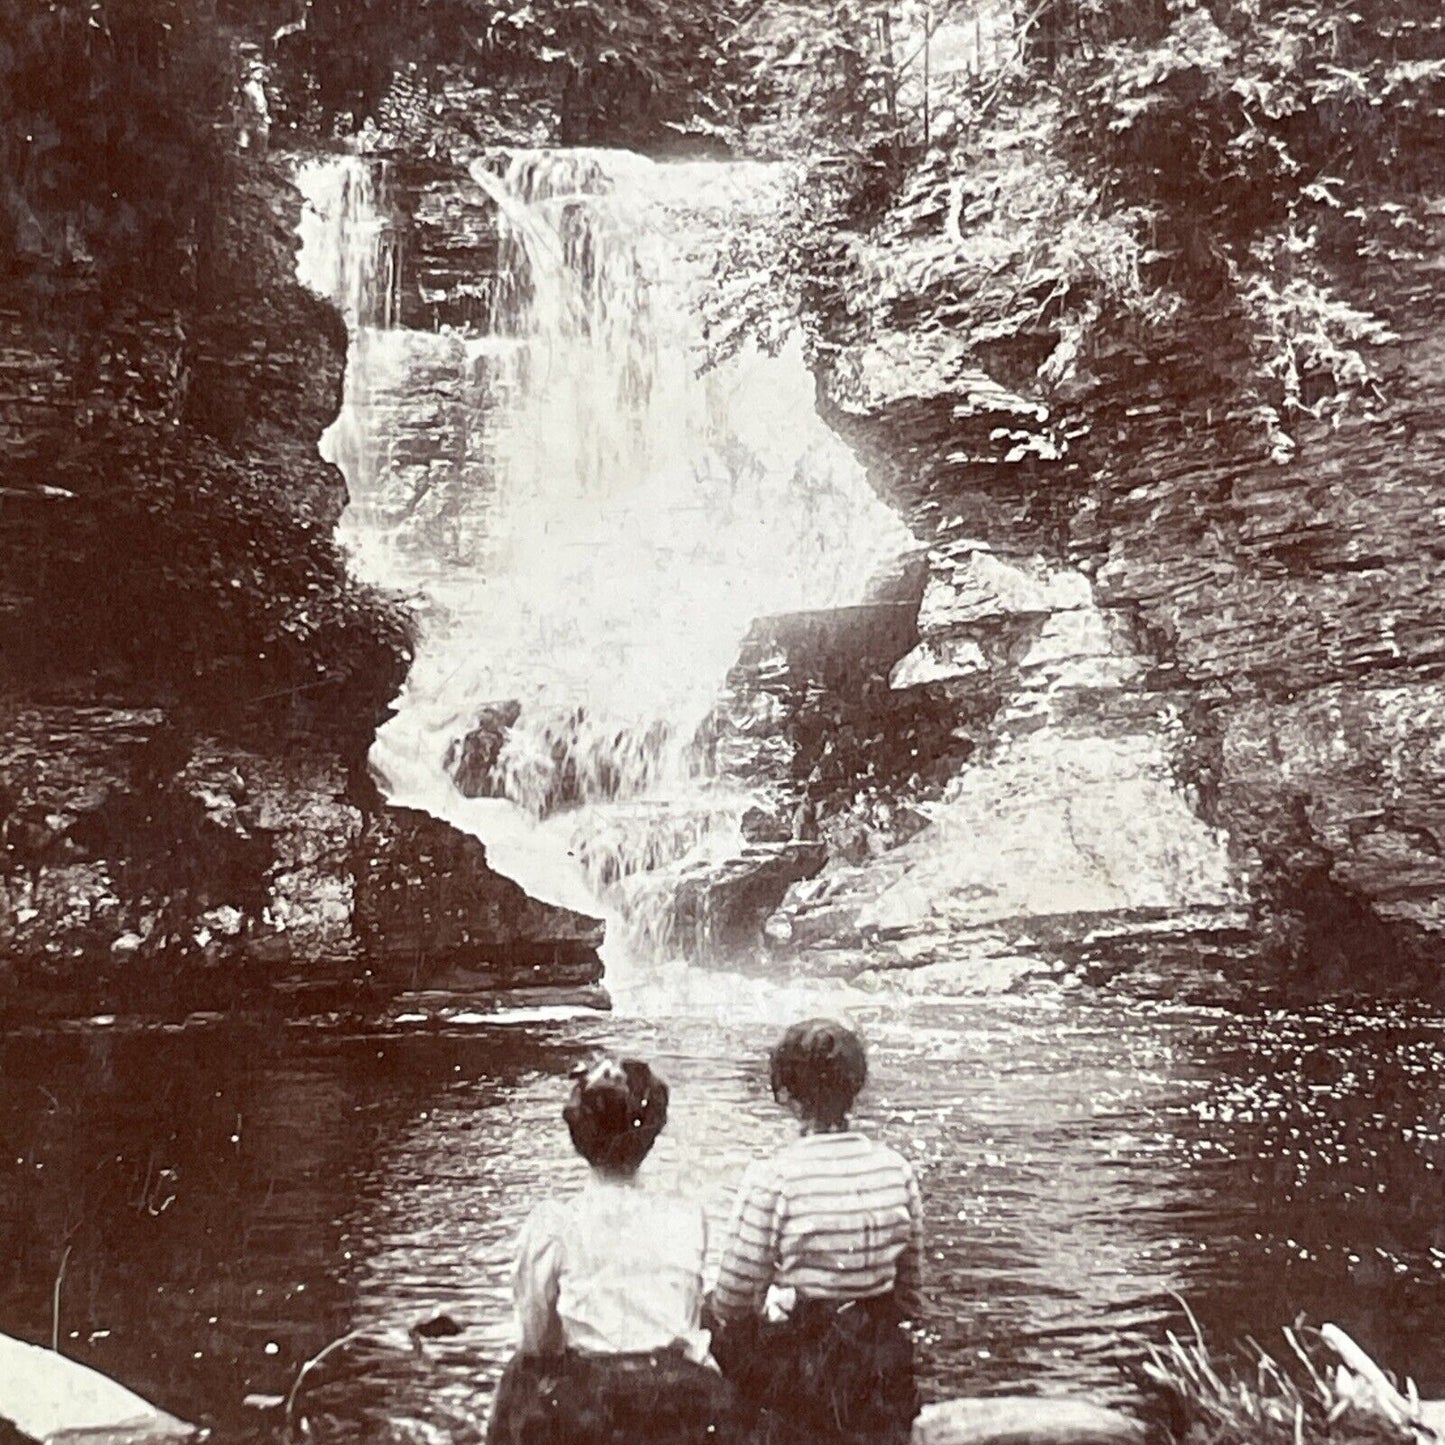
<box><xmin>563</xmin><ymin>1056</ymin><xmax>669</xmax><ymax>1175</ymax></box>
<box><xmin>769</xmin><ymin>1018</ymin><xmax>867</xmax><ymax>1129</ymax></box>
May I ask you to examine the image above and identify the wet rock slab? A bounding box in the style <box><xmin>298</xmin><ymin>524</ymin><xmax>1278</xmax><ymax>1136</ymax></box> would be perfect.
<box><xmin>913</xmin><ymin>1398</ymin><xmax>1144</xmax><ymax>1445</ymax></box>
<box><xmin>0</xmin><ymin>1331</ymin><xmax>196</xmax><ymax>1443</ymax></box>
<box><xmin>667</xmin><ymin>841</ymin><xmax>827</xmax><ymax>957</ymax></box>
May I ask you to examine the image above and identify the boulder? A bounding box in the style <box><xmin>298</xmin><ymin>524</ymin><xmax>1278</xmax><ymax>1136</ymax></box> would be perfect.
<box><xmin>0</xmin><ymin>1332</ymin><xmax>195</xmax><ymax>1444</ymax></box>
<box><xmin>913</xmin><ymin>1397</ymin><xmax>1145</xmax><ymax>1445</ymax></box>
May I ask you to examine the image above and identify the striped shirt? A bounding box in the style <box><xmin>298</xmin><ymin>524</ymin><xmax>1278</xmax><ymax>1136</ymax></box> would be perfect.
<box><xmin>711</xmin><ymin>1132</ymin><xmax>924</xmax><ymax>1322</ymax></box>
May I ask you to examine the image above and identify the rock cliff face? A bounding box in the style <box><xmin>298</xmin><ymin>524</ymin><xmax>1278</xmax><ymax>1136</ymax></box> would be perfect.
<box><xmin>0</xmin><ymin>148</ymin><xmax>603</xmax><ymax>1013</ymax></box>
<box><xmin>799</xmin><ymin>189</ymin><xmax>1445</xmax><ymax>995</ymax></box>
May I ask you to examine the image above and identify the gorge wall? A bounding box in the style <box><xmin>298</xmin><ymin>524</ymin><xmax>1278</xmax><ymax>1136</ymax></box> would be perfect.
<box><xmin>5</xmin><ymin>0</ymin><xmax>1443</xmax><ymax>1008</ymax></box>
<box><xmin>0</xmin><ymin>29</ymin><xmax>603</xmax><ymax>1014</ymax></box>
<box><xmin>784</xmin><ymin>96</ymin><xmax>1445</xmax><ymax>997</ymax></box>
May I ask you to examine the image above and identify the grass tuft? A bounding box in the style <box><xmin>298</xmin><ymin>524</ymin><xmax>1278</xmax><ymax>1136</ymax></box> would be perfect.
<box><xmin>1142</xmin><ymin>1303</ymin><xmax>1427</xmax><ymax>1445</ymax></box>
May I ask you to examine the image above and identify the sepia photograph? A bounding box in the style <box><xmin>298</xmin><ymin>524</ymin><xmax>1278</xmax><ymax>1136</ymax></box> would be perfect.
<box><xmin>1</xmin><ymin>1</ymin><xmax>1443</xmax><ymax>1442</ymax></box>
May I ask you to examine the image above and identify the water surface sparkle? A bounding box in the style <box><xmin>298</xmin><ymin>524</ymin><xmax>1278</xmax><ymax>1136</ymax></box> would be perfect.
<box><xmin>1</xmin><ymin>995</ymin><xmax>1442</xmax><ymax>1436</ymax></box>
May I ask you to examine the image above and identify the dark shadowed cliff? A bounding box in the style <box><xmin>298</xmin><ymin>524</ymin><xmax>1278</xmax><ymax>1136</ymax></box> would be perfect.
<box><xmin>0</xmin><ymin>3</ymin><xmax>604</xmax><ymax>1010</ymax></box>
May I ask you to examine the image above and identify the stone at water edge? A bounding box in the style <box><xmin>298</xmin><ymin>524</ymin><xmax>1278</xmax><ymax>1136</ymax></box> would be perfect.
<box><xmin>1320</xmin><ymin>1321</ymin><xmax>1445</xmax><ymax>1442</ymax></box>
<box><xmin>0</xmin><ymin>1332</ymin><xmax>196</xmax><ymax>1444</ymax></box>
<box><xmin>912</xmin><ymin>1397</ymin><xmax>1146</xmax><ymax>1445</ymax></box>
<box><xmin>1417</xmin><ymin>1402</ymin><xmax>1445</xmax><ymax>1437</ymax></box>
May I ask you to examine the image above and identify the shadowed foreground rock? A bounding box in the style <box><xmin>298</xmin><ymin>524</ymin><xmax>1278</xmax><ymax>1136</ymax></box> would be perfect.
<box><xmin>261</xmin><ymin>1317</ymin><xmax>1445</xmax><ymax>1445</ymax></box>
<box><xmin>287</xmin><ymin>1326</ymin><xmax>1152</xmax><ymax>1445</ymax></box>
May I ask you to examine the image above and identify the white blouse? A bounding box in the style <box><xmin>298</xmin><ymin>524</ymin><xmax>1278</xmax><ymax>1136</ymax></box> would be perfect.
<box><xmin>511</xmin><ymin>1176</ymin><xmax>714</xmax><ymax>1365</ymax></box>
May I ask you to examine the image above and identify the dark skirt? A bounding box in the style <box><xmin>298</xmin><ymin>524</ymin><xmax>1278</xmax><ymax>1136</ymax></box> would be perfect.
<box><xmin>711</xmin><ymin>1295</ymin><xmax>920</xmax><ymax>1445</ymax></box>
<box><xmin>486</xmin><ymin>1347</ymin><xmax>746</xmax><ymax>1445</ymax></box>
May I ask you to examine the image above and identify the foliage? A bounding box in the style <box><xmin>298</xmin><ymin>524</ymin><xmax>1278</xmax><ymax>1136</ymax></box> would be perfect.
<box><xmin>1028</xmin><ymin>0</ymin><xmax>1440</xmax><ymax>442</ymax></box>
<box><xmin>0</xmin><ymin>0</ymin><xmax>236</xmax><ymax>298</ymax></box>
<box><xmin>698</xmin><ymin>0</ymin><xmax>940</xmax><ymax>365</ymax></box>
<box><xmin>726</xmin><ymin>1</ymin><xmax>919</xmax><ymax>192</ymax></box>
<box><xmin>266</xmin><ymin>0</ymin><xmax>752</xmax><ymax>144</ymax></box>
<box><xmin>709</xmin><ymin>0</ymin><xmax>1443</xmax><ymax>451</ymax></box>
<box><xmin>1072</xmin><ymin>1</ymin><xmax>1445</xmax><ymax>232</ymax></box>
<box><xmin>1057</xmin><ymin>0</ymin><xmax>1441</xmax><ymax>441</ymax></box>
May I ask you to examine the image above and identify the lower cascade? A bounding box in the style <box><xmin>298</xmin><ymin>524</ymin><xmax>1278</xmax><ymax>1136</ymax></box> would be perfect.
<box><xmin>295</xmin><ymin>150</ymin><xmax>909</xmax><ymax>985</ymax></box>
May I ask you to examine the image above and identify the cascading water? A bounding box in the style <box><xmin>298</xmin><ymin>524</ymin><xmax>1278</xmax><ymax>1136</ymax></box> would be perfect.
<box><xmin>296</xmin><ymin>149</ymin><xmax>909</xmax><ymax>995</ymax></box>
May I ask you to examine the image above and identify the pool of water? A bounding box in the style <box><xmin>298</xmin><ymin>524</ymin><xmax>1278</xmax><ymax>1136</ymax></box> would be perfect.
<box><xmin>1</xmin><ymin>984</ymin><xmax>1442</xmax><ymax>1439</ymax></box>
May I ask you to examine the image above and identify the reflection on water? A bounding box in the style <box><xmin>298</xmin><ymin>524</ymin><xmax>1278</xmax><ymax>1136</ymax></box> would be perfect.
<box><xmin>1</xmin><ymin>996</ymin><xmax>1443</xmax><ymax>1437</ymax></box>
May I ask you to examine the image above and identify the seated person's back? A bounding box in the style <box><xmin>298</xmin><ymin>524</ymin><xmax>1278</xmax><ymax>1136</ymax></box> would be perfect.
<box><xmin>519</xmin><ymin>1180</ymin><xmax>711</xmax><ymax>1362</ymax></box>
<box><xmin>488</xmin><ymin>1057</ymin><xmax>742</xmax><ymax>1445</ymax></box>
<box><xmin>713</xmin><ymin>1128</ymin><xmax>920</xmax><ymax>1316</ymax></box>
<box><xmin>710</xmin><ymin>1020</ymin><xmax>924</xmax><ymax>1445</ymax></box>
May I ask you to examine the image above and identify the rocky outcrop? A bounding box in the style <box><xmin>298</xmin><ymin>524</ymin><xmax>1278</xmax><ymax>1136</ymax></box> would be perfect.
<box><xmin>708</xmin><ymin>490</ymin><xmax>1247</xmax><ymax>991</ymax></box>
<box><xmin>706</xmin><ymin>597</ymin><xmax>981</xmax><ymax>854</ymax></box>
<box><xmin>389</xmin><ymin>158</ymin><xmax>508</xmax><ymax>331</ymax></box>
<box><xmin>0</xmin><ymin>138</ymin><xmax>603</xmax><ymax>1010</ymax></box>
<box><xmin>356</xmin><ymin>807</ymin><xmax>605</xmax><ymax>999</ymax></box>
<box><xmin>0</xmin><ymin>705</ymin><xmax>604</xmax><ymax>1014</ymax></box>
<box><xmin>801</xmin><ymin>150</ymin><xmax>1445</xmax><ymax>993</ymax></box>
<box><xmin>1065</xmin><ymin>230</ymin><xmax>1445</xmax><ymax>994</ymax></box>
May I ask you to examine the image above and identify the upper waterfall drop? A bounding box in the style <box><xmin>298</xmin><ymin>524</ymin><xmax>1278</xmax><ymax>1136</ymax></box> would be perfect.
<box><xmin>296</xmin><ymin>148</ymin><xmax>910</xmax><ymax>980</ymax></box>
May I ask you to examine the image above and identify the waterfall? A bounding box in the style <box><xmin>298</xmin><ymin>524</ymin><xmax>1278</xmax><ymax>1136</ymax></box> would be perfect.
<box><xmin>295</xmin><ymin>150</ymin><xmax>909</xmax><ymax>986</ymax></box>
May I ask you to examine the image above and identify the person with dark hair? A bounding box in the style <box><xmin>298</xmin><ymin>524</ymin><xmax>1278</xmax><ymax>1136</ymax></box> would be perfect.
<box><xmin>709</xmin><ymin>1019</ymin><xmax>924</xmax><ymax>1445</ymax></box>
<box><xmin>487</xmin><ymin>1056</ymin><xmax>742</xmax><ymax>1445</ymax></box>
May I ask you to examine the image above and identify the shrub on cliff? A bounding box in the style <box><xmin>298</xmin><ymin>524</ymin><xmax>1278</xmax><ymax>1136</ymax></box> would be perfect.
<box><xmin>712</xmin><ymin>0</ymin><xmax>1444</xmax><ymax>455</ymax></box>
<box><xmin>1058</xmin><ymin>0</ymin><xmax>1443</xmax><ymax>450</ymax></box>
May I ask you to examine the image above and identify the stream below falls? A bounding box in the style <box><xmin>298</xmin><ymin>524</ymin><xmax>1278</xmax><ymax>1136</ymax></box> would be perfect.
<box><xmin>1</xmin><ymin>994</ymin><xmax>1443</xmax><ymax>1439</ymax></box>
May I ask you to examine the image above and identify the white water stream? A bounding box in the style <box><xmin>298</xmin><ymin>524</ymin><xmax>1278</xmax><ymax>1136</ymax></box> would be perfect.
<box><xmin>295</xmin><ymin>151</ymin><xmax>908</xmax><ymax>992</ymax></box>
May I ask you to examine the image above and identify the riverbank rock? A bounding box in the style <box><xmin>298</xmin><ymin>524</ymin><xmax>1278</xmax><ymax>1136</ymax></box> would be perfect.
<box><xmin>0</xmin><ymin>706</ymin><xmax>603</xmax><ymax>1012</ymax></box>
<box><xmin>0</xmin><ymin>707</ymin><xmax>353</xmax><ymax>1007</ymax></box>
<box><xmin>913</xmin><ymin>1398</ymin><xmax>1145</xmax><ymax>1445</ymax></box>
<box><xmin>0</xmin><ymin>1332</ymin><xmax>195</xmax><ymax>1444</ymax></box>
